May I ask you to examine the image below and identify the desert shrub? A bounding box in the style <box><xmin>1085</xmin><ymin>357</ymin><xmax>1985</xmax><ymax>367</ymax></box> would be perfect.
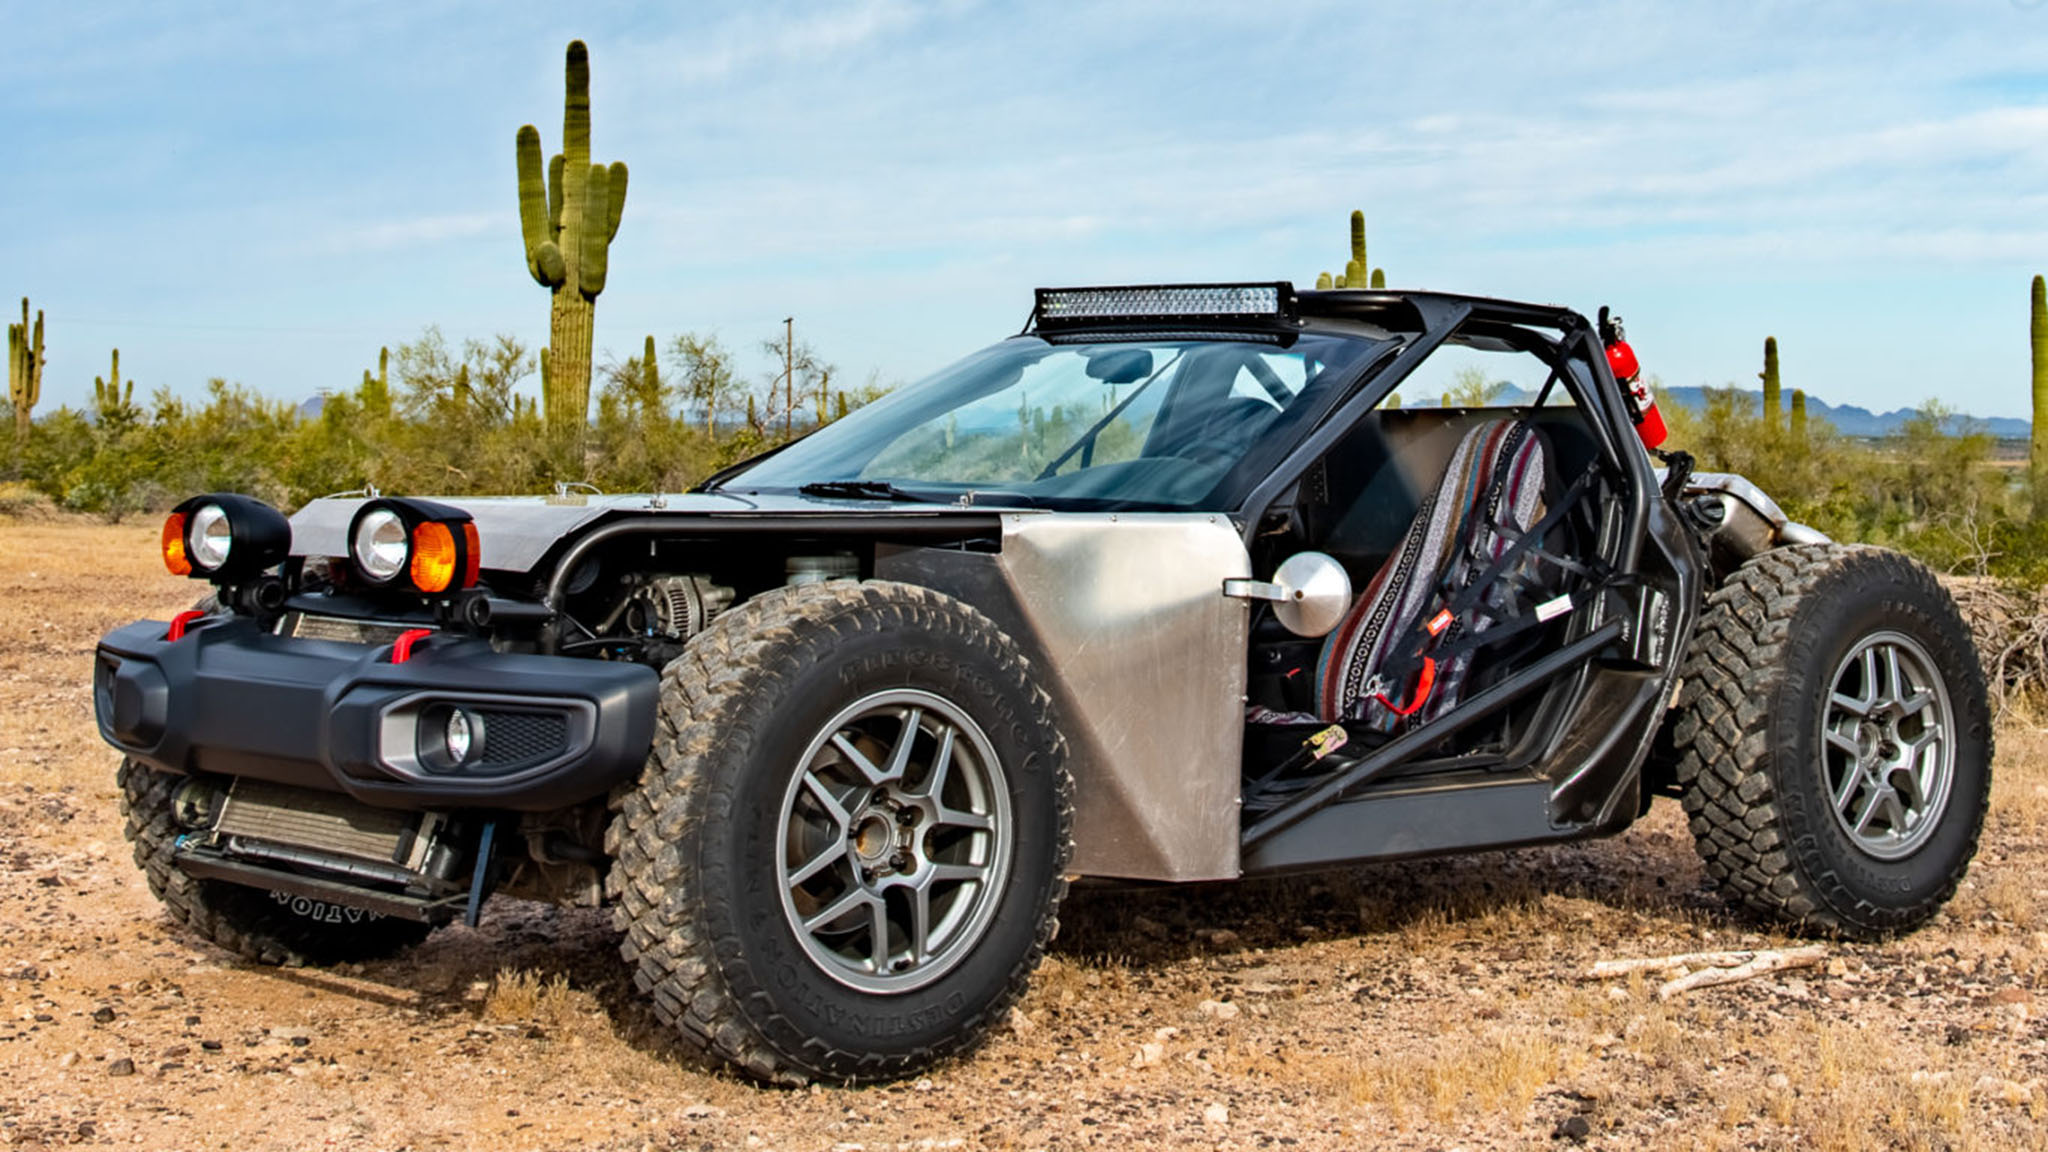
<box><xmin>4</xmin><ymin>326</ymin><xmax>883</xmax><ymax>516</ymax></box>
<box><xmin>1667</xmin><ymin>388</ymin><xmax>2026</xmax><ymax>578</ymax></box>
<box><xmin>0</xmin><ymin>480</ymin><xmax>56</xmax><ymax>519</ymax></box>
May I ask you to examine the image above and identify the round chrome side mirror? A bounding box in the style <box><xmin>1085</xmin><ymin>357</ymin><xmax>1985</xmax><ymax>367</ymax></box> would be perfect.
<box><xmin>1225</xmin><ymin>551</ymin><xmax>1353</xmax><ymax>637</ymax></box>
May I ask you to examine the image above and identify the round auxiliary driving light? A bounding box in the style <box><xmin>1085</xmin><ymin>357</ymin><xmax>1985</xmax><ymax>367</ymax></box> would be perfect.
<box><xmin>187</xmin><ymin>503</ymin><xmax>234</xmax><ymax>570</ymax></box>
<box><xmin>163</xmin><ymin>493</ymin><xmax>291</xmax><ymax>582</ymax></box>
<box><xmin>352</xmin><ymin>508</ymin><xmax>409</xmax><ymax>582</ymax></box>
<box><xmin>346</xmin><ymin>498</ymin><xmax>479</xmax><ymax>594</ymax></box>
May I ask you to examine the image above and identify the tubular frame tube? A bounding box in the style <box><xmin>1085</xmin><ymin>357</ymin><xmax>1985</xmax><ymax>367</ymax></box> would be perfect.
<box><xmin>1241</xmin><ymin>619</ymin><xmax>1624</xmax><ymax>847</ymax></box>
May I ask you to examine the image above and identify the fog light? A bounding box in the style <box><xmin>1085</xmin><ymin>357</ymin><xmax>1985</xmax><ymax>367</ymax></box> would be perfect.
<box><xmin>445</xmin><ymin>708</ymin><xmax>475</xmax><ymax>764</ymax></box>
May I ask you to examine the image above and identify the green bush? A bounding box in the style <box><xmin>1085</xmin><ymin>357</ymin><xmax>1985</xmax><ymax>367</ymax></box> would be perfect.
<box><xmin>1663</xmin><ymin>387</ymin><xmax>2028</xmax><ymax>578</ymax></box>
<box><xmin>4</xmin><ymin>326</ymin><xmax>876</xmax><ymax>519</ymax></box>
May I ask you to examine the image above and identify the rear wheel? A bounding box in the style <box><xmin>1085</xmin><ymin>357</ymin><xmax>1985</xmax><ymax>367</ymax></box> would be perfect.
<box><xmin>118</xmin><ymin>760</ymin><xmax>434</xmax><ymax>966</ymax></box>
<box><xmin>608</xmin><ymin>581</ymin><xmax>1072</xmax><ymax>1084</ymax></box>
<box><xmin>1672</xmin><ymin>544</ymin><xmax>1991</xmax><ymax>938</ymax></box>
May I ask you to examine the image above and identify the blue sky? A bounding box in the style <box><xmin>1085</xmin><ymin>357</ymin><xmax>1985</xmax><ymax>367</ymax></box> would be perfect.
<box><xmin>8</xmin><ymin>1</ymin><xmax>2048</xmax><ymax>420</ymax></box>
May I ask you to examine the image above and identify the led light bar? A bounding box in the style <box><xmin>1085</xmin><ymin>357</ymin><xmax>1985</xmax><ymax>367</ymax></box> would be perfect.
<box><xmin>1033</xmin><ymin>282</ymin><xmax>1297</xmax><ymax>329</ymax></box>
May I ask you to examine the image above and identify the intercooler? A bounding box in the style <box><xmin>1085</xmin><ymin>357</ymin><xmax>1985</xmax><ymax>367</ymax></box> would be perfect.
<box><xmin>175</xmin><ymin>778</ymin><xmax>468</xmax><ymax>923</ymax></box>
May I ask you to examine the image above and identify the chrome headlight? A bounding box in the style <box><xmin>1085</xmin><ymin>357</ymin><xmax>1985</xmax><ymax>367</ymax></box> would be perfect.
<box><xmin>187</xmin><ymin>503</ymin><xmax>234</xmax><ymax>570</ymax></box>
<box><xmin>352</xmin><ymin>508</ymin><xmax>409</xmax><ymax>582</ymax></box>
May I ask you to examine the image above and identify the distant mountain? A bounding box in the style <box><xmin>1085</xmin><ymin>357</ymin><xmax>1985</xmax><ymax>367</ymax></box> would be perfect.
<box><xmin>1655</xmin><ymin>385</ymin><xmax>2030</xmax><ymax>440</ymax></box>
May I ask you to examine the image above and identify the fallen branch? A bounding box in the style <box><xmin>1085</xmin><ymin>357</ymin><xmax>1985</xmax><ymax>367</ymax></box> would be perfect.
<box><xmin>1585</xmin><ymin>950</ymin><xmax>1769</xmax><ymax>980</ymax></box>
<box><xmin>1656</xmin><ymin>946</ymin><xmax>1827</xmax><ymax>1001</ymax></box>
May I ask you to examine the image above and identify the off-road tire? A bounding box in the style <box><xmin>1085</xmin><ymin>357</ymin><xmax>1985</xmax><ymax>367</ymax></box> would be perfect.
<box><xmin>118</xmin><ymin>759</ymin><xmax>435</xmax><ymax>966</ymax></box>
<box><xmin>1672</xmin><ymin>544</ymin><xmax>1991</xmax><ymax>938</ymax></box>
<box><xmin>606</xmin><ymin>581</ymin><xmax>1073</xmax><ymax>1085</ymax></box>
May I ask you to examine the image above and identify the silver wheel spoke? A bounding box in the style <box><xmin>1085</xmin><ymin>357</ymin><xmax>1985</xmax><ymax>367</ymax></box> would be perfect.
<box><xmin>1904</xmin><ymin>731</ymin><xmax>1943</xmax><ymax>808</ymax></box>
<box><xmin>869</xmin><ymin>893</ymin><xmax>892</xmax><ymax>972</ymax></box>
<box><xmin>935</xmin><ymin>806</ymin><xmax>994</xmax><ymax>832</ymax></box>
<box><xmin>801</xmin><ymin>773</ymin><xmax>853</xmax><ymax>829</ymax></box>
<box><xmin>881</xmin><ymin>707</ymin><xmax>923</xmax><ymax>783</ymax></box>
<box><xmin>909</xmin><ymin>885</ymin><xmax>933</xmax><ymax>965</ymax></box>
<box><xmin>1852</xmin><ymin>786</ymin><xmax>1888</xmax><ymax>836</ymax></box>
<box><xmin>830</xmin><ymin>733</ymin><xmax>891</xmax><ymax>786</ymax></box>
<box><xmin>1882</xmin><ymin>647</ymin><xmax>1906</xmax><ymax>709</ymax></box>
<box><xmin>1832</xmin><ymin>764</ymin><xmax>1863</xmax><ymax>812</ymax></box>
<box><xmin>1829</xmin><ymin>691</ymin><xmax>1873</xmax><ymax>718</ymax></box>
<box><xmin>927</xmin><ymin>862</ymin><xmax>985</xmax><ymax>885</ymax></box>
<box><xmin>1824</xmin><ymin>727</ymin><xmax>1863</xmax><ymax>758</ymax></box>
<box><xmin>787</xmin><ymin>839</ymin><xmax>848</xmax><ymax>888</ymax></box>
<box><xmin>805</xmin><ymin>887</ymin><xmax>874</xmax><ymax>934</ymax></box>
<box><xmin>912</xmin><ymin>728</ymin><xmax>957</xmax><ymax>804</ymax></box>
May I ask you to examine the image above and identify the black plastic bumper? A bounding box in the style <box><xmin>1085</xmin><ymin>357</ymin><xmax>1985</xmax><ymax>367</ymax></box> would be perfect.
<box><xmin>94</xmin><ymin>616</ymin><xmax>658</xmax><ymax>812</ymax></box>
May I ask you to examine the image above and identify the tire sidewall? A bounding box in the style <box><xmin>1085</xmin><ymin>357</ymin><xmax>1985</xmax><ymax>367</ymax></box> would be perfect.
<box><xmin>693</xmin><ymin>594</ymin><xmax>1064</xmax><ymax>1066</ymax></box>
<box><xmin>1768</xmin><ymin>554</ymin><xmax>1991</xmax><ymax>929</ymax></box>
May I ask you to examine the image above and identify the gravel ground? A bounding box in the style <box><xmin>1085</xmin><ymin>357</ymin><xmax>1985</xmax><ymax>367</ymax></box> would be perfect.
<box><xmin>3</xmin><ymin>518</ymin><xmax>2046</xmax><ymax>1151</ymax></box>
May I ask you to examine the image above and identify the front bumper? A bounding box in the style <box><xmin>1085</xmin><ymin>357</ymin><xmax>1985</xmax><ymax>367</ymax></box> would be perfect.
<box><xmin>94</xmin><ymin>616</ymin><xmax>658</xmax><ymax>811</ymax></box>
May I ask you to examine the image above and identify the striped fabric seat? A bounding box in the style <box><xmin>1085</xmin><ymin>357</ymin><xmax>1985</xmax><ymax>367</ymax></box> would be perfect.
<box><xmin>1312</xmin><ymin>418</ymin><xmax>1551</xmax><ymax>732</ymax></box>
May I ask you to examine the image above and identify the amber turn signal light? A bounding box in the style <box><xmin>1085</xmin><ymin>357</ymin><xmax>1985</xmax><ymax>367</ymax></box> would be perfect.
<box><xmin>410</xmin><ymin>521</ymin><xmax>459</xmax><ymax>593</ymax></box>
<box><xmin>161</xmin><ymin>513</ymin><xmax>192</xmax><ymax>576</ymax></box>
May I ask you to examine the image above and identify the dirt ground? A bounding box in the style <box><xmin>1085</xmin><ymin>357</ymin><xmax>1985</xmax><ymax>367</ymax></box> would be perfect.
<box><xmin>4</xmin><ymin>518</ymin><xmax>2048</xmax><ymax>1151</ymax></box>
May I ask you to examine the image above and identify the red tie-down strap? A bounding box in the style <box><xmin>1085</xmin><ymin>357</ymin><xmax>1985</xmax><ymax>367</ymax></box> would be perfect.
<box><xmin>1375</xmin><ymin>656</ymin><xmax>1438</xmax><ymax>717</ymax></box>
<box><xmin>166</xmin><ymin>610</ymin><xmax>209</xmax><ymax>642</ymax></box>
<box><xmin>390</xmin><ymin>629</ymin><xmax>434</xmax><ymax>664</ymax></box>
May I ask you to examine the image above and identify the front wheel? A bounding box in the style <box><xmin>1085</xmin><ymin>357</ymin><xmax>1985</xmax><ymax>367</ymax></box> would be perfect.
<box><xmin>607</xmin><ymin>581</ymin><xmax>1073</xmax><ymax>1084</ymax></box>
<box><xmin>1672</xmin><ymin>544</ymin><xmax>1991</xmax><ymax>938</ymax></box>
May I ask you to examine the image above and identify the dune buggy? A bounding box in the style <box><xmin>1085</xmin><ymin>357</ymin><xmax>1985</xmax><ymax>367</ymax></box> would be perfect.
<box><xmin>95</xmin><ymin>282</ymin><xmax>1989</xmax><ymax>1083</ymax></box>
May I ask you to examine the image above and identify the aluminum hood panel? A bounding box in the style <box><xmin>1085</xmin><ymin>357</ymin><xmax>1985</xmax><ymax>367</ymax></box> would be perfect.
<box><xmin>290</xmin><ymin>495</ymin><xmax>635</xmax><ymax>573</ymax></box>
<box><xmin>289</xmin><ymin>491</ymin><xmax>998</xmax><ymax>573</ymax></box>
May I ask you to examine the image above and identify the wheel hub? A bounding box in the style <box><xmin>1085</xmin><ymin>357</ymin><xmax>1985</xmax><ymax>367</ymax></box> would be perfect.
<box><xmin>851</xmin><ymin>811</ymin><xmax>897</xmax><ymax>869</ymax></box>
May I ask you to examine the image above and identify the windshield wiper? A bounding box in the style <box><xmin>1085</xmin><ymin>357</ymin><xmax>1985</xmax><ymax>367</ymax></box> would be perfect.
<box><xmin>797</xmin><ymin>480</ymin><xmax>940</xmax><ymax>503</ymax></box>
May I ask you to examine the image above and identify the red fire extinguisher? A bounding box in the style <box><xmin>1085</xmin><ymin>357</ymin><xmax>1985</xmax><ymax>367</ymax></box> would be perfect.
<box><xmin>1599</xmin><ymin>306</ymin><xmax>1666</xmax><ymax>449</ymax></box>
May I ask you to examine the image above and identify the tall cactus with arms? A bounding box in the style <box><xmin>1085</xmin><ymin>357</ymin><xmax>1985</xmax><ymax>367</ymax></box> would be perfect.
<box><xmin>517</xmin><ymin>39</ymin><xmax>628</xmax><ymax>450</ymax></box>
<box><xmin>1318</xmin><ymin>210</ymin><xmax>1385</xmax><ymax>289</ymax></box>
<box><xmin>8</xmin><ymin>297</ymin><xmax>43</xmax><ymax>445</ymax></box>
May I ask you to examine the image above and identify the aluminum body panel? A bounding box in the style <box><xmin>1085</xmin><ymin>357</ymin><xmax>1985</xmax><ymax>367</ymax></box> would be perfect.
<box><xmin>291</xmin><ymin>492</ymin><xmax>1005</xmax><ymax>574</ymax></box>
<box><xmin>878</xmin><ymin>513</ymin><xmax>1250</xmax><ymax>881</ymax></box>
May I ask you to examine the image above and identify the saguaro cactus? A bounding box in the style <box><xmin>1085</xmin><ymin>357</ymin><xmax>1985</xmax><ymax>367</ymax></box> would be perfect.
<box><xmin>1320</xmin><ymin>210</ymin><xmax>1386</xmax><ymax>289</ymax></box>
<box><xmin>1343</xmin><ymin>211</ymin><xmax>1371</xmax><ymax>289</ymax></box>
<box><xmin>8</xmin><ymin>297</ymin><xmax>43</xmax><ymax>443</ymax></box>
<box><xmin>94</xmin><ymin>348</ymin><xmax>132</xmax><ymax>415</ymax></box>
<box><xmin>517</xmin><ymin>39</ymin><xmax>629</xmax><ymax>450</ymax></box>
<box><xmin>360</xmin><ymin>347</ymin><xmax>391</xmax><ymax>416</ymax></box>
<box><xmin>1760</xmin><ymin>336</ymin><xmax>1781</xmax><ymax>434</ymax></box>
<box><xmin>2032</xmin><ymin>275</ymin><xmax>2048</xmax><ymax>522</ymax></box>
<box><xmin>1790</xmin><ymin>388</ymin><xmax>1808</xmax><ymax>443</ymax></box>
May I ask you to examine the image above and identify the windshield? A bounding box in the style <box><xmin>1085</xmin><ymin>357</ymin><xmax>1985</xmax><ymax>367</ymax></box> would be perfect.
<box><xmin>724</xmin><ymin>333</ymin><xmax>1387</xmax><ymax>509</ymax></box>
